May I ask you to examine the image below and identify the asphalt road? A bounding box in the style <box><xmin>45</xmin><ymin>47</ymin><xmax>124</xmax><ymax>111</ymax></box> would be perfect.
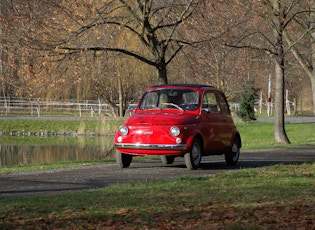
<box><xmin>256</xmin><ymin>116</ymin><xmax>315</xmax><ymax>123</ymax></box>
<box><xmin>0</xmin><ymin>146</ymin><xmax>314</xmax><ymax>200</ymax></box>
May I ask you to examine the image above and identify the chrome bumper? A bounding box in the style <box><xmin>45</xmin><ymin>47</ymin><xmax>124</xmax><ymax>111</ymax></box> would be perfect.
<box><xmin>115</xmin><ymin>143</ymin><xmax>187</xmax><ymax>150</ymax></box>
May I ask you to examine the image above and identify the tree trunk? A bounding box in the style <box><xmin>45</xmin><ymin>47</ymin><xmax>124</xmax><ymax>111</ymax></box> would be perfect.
<box><xmin>157</xmin><ymin>63</ymin><xmax>168</xmax><ymax>85</ymax></box>
<box><xmin>274</xmin><ymin>59</ymin><xmax>290</xmax><ymax>143</ymax></box>
<box><xmin>103</xmin><ymin>97</ymin><xmax>118</xmax><ymax>118</ymax></box>
<box><xmin>273</xmin><ymin>0</ymin><xmax>290</xmax><ymax>144</ymax></box>
<box><xmin>118</xmin><ymin>76</ymin><xmax>124</xmax><ymax>117</ymax></box>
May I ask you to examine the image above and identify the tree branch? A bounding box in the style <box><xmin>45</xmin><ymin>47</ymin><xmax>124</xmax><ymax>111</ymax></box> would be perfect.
<box><xmin>57</xmin><ymin>46</ymin><xmax>157</xmax><ymax>66</ymax></box>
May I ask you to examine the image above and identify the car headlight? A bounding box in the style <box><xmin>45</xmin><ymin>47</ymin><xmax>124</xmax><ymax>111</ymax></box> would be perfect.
<box><xmin>170</xmin><ymin>126</ymin><xmax>180</xmax><ymax>137</ymax></box>
<box><xmin>119</xmin><ymin>126</ymin><xmax>128</xmax><ymax>136</ymax></box>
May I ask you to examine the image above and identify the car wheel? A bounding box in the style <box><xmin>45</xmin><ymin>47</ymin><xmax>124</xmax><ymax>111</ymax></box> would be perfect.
<box><xmin>160</xmin><ymin>156</ymin><xmax>175</xmax><ymax>165</ymax></box>
<box><xmin>184</xmin><ymin>139</ymin><xmax>202</xmax><ymax>170</ymax></box>
<box><xmin>115</xmin><ymin>150</ymin><xmax>132</xmax><ymax>168</ymax></box>
<box><xmin>225</xmin><ymin>137</ymin><xmax>240</xmax><ymax>166</ymax></box>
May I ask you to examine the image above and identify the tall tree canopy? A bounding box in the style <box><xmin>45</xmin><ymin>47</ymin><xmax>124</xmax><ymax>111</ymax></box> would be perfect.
<box><xmin>26</xmin><ymin>0</ymin><xmax>201</xmax><ymax>85</ymax></box>
<box><xmin>223</xmin><ymin>0</ymin><xmax>315</xmax><ymax>143</ymax></box>
<box><xmin>0</xmin><ymin>0</ymin><xmax>314</xmax><ymax>126</ymax></box>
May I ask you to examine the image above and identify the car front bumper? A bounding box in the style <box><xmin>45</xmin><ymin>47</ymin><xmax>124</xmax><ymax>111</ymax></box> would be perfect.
<box><xmin>115</xmin><ymin>143</ymin><xmax>187</xmax><ymax>150</ymax></box>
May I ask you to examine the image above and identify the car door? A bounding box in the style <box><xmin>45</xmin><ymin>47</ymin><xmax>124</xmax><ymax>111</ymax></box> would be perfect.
<box><xmin>216</xmin><ymin>92</ymin><xmax>234</xmax><ymax>147</ymax></box>
<box><xmin>200</xmin><ymin>91</ymin><xmax>226</xmax><ymax>152</ymax></box>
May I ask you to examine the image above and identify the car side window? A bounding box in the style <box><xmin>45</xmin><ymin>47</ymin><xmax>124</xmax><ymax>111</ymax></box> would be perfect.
<box><xmin>217</xmin><ymin>93</ymin><xmax>230</xmax><ymax>114</ymax></box>
<box><xmin>202</xmin><ymin>92</ymin><xmax>220</xmax><ymax>112</ymax></box>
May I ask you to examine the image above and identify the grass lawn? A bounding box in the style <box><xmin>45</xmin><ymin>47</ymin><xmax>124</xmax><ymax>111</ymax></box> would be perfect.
<box><xmin>0</xmin><ymin>119</ymin><xmax>123</xmax><ymax>136</ymax></box>
<box><xmin>236</xmin><ymin>122</ymin><xmax>315</xmax><ymax>149</ymax></box>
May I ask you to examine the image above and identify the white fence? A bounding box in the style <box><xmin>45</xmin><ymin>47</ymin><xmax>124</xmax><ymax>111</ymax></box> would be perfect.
<box><xmin>0</xmin><ymin>98</ymin><xmax>115</xmax><ymax>117</ymax></box>
<box><xmin>230</xmin><ymin>100</ymin><xmax>297</xmax><ymax>117</ymax></box>
<box><xmin>0</xmin><ymin>96</ymin><xmax>297</xmax><ymax>118</ymax></box>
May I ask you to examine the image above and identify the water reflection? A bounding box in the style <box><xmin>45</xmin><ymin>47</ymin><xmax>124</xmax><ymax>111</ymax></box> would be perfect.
<box><xmin>0</xmin><ymin>136</ymin><xmax>115</xmax><ymax>166</ymax></box>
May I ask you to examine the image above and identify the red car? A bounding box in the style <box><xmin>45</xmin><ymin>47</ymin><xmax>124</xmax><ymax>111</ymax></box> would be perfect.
<box><xmin>114</xmin><ymin>84</ymin><xmax>241</xmax><ymax>169</ymax></box>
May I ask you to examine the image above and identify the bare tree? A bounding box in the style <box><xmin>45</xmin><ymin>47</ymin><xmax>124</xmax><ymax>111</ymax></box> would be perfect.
<box><xmin>224</xmin><ymin>0</ymin><xmax>312</xmax><ymax>144</ymax></box>
<box><xmin>11</xmin><ymin>0</ymin><xmax>202</xmax><ymax>116</ymax></box>
<box><xmin>33</xmin><ymin>0</ymin><xmax>200</xmax><ymax>85</ymax></box>
<box><xmin>0</xmin><ymin>0</ymin><xmax>28</xmax><ymax>97</ymax></box>
<box><xmin>283</xmin><ymin>0</ymin><xmax>315</xmax><ymax>115</ymax></box>
<box><xmin>176</xmin><ymin>1</ymin><xmax>267</xmax><ymax>96</ymax></box>
<box><xmin>0</xmin><ymin>0</ymin><xmax>60</xmax><ymax>99</ymax></box>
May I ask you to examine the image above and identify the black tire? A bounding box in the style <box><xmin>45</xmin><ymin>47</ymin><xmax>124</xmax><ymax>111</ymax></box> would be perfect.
<box><xmin>184</xmin><ymin>139</ymin><xmax>202</xmax><ymax>170</ymax></box>
<box><xmin>225</xmin><ymin>137</ymin><xmax>240</xmax><ymax>166</ymax></box>
<box><xmin>116</xmin><ymin>150</ymin><xmax>132</xmax><ymax>168</ymax></box>
<box><xmin>160</xmin><ymin>156</ymin><xmax>175</xmax><ymax>165</ymax></box>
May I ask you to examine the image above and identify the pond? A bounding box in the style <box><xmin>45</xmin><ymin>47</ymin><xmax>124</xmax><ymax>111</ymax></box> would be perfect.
<box><xmin>0</xmin><ymin>135</ymin><xmax>115</xmax><ymax>166</ymax></box>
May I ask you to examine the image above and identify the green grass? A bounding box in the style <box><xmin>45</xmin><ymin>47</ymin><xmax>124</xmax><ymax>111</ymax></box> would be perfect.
<box><xmin>0</xmin><ymin>163</ymin><xmax>314</xmax><ymax>229</ymax></box>
<box><xmin>0</xmin><ymin>160</ymin><xmax>115</xmax><ymax>174</ymax></box>
<box><xmin>236</xmin><ymin>122</ymin><xmax>315</xmax><ymax>150</ymax></box>
<box><xmin>0</xmin><ymin>119</ymin><xmax>123</xmax><ymax>135</ymax></box>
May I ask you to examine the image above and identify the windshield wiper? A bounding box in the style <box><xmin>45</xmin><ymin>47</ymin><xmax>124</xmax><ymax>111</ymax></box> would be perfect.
<box><xmin>160</xmin><ymin>103</ymin><xmax>184</xmax><ymax>111</ymax></box>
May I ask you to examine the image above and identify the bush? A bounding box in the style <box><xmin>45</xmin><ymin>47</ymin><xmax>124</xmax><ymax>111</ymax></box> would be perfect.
<box><xmin>237</xmin><ymin>78</ymin><xmax>259</xmax><ymax>122</ymax></box>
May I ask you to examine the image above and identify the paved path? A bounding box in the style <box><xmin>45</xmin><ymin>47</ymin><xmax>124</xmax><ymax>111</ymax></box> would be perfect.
<box><xmin>256</xmin><ymin>116</ymin><xmax>315</xmax><ymax>123</ymax></box>
<box><xmin>0</xmin><ymin>146</ymin><xmax>314</xmax><ymax>200</ymax></box>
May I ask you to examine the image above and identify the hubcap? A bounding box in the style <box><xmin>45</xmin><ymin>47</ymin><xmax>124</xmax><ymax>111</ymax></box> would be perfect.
<box><xmin>192</xmin><ymin>142</ymin><xmax>201</xmax><ymax>165</ymax></box>
<box><xmin>231</xmin><ymin>143</ymin><xmax>239</xmax><ymax>161</ymax></box>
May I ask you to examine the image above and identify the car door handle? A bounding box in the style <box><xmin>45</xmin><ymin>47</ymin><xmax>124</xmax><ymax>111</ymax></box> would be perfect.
<box><xmin>220</xmin><ymin>117</ymin><xmax>226</xmax><ymax>121</ymax></box>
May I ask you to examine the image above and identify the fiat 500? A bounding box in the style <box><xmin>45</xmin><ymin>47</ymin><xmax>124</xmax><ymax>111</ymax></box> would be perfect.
<box><xmin>114</xmin><ymin>84</ymin><xmax>241</xmax><ymax>170</ymax></box>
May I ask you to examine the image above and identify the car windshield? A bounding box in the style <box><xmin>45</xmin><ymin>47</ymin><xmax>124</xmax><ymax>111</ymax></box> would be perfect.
<box><xmin>139</xmin><ymin>89</ymin><xmax>200</xmax><ymax>111</ymax></box>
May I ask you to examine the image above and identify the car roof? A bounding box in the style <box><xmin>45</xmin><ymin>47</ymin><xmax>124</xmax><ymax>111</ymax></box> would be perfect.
<box><xmin>149</xmin><ymin>84</ymin><xmax>216</xmax><ymax>90</ymax></box>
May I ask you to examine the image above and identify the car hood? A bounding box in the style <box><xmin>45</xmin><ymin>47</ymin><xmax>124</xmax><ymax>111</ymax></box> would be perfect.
<box><xmin>125</xmin><ymin>113</ymin><xmax>198</xmax><ymax>126</ymax></box>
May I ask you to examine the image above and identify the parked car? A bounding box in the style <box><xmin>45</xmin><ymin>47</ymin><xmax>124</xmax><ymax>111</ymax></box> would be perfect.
<box><xmin>114</xmin><ymin>84</ymin><xmax>241</xmax><ymax>169</ymax></box>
